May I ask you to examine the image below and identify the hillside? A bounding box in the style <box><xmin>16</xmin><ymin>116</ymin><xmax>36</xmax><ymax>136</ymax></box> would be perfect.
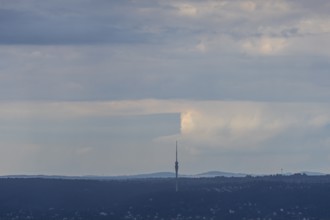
<box><xmin>1</xmin><ymin>174</ymin><xmax>330</xmax><ymax>219</ymax></box>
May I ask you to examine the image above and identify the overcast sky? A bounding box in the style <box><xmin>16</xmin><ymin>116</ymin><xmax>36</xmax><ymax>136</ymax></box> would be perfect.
<box><xmin>1</xmin><ymin>0</ymin><xmax>330</xmax><ymax>175</ymax></box>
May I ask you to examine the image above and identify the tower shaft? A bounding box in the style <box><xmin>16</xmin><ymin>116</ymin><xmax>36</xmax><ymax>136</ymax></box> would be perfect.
<box><xmin>175</xmin><ymin>141</ymin><xmax>179</xmax><ymax>192</ymax></box>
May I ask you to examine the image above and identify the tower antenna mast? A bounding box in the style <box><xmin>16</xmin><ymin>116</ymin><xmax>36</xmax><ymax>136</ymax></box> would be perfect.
<box><xmin>175</xmin><ymin>141</ymin><xmax>179</xmax><ymax>192</ymax></box>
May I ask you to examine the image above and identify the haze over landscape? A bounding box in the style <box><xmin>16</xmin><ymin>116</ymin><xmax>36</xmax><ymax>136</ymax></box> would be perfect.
<box><xmin>1</xmin><ymin>0</ymin><xmax>330</xmax><ymax>176</ymax></box>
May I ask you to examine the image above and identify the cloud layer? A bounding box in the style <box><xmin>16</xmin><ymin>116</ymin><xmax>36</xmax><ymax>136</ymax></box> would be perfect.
<box><xmin>1</xmin><ymin>0</ymin><xmax>330</xmax><ymax>175</ymax></box>
<box><xmin>0</xmin><ymin>100</ymin><xmax>329</xmax><ymax>175</ymax></box>
<box><xmin>1</xmin><ymin>0</ymin><xmax>330</xmax><ymax>101</ymax></box>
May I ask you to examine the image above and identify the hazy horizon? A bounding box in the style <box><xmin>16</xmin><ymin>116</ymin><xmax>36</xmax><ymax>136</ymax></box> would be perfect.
<box><xmin>1</xmin><ymin>169</ymin><xmax>327</xmax><ymax>178</ymax></box>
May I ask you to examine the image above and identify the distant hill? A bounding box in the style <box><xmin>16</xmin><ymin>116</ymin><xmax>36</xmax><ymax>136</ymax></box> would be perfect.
<box><xmin>109</xmin><ymin>172</ymin><xmax>175</xmax><ymax>179</ymax></box>
<box><xmin>194</xmin><ymin>171</ymin><xmax>247</xmax><ymax>178</ymax></box>
<box><xmin>0</xmin><ymin>171</ymin><xmax>245</xmax><ymax>180</ymax></box>
<box><xmin>110</xmin><ymin>171</ymin><xmax>248</xmax><ymax>179</ymax></box>
<box><xmin>0</xmin><ymin>170</ymin><xmax>326</xmax><ymax>180</ymax></box>
<box><xmin>0</xmin><ymin>172</ymin><xmax>176</xmax><ymax>180</ymax></box>
<box><xmin>299</xmin><ymin>171</ymin><xmax>326</xmax><ymax>176</ymax></box>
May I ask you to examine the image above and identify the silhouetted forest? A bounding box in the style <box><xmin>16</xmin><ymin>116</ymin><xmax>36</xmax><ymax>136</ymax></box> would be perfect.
<box><xmin>1</xmin><ymin>174</ymin><xmax>330</xmax><ymax>219</ymax></box>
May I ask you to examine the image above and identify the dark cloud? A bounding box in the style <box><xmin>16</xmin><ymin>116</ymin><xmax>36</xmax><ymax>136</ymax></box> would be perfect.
<box><xmin>2</xmin><ymin>0</ymin><xmax>329</xmax><ymax>46</ymax></box>
<box><xmin>0</xmin><ymin>0</ymin><xmax>330</xmax><ymax>103</ymax></box>
<box><xmin>0</xmin><ymin>3</ymin><xmax>151</xmax><ymax>45</ymax></box>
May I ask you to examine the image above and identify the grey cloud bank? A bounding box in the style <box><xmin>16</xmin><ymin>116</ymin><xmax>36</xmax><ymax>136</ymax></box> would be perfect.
<box><xmin>0</xmin><ymin>1</ymin><xmax>149</xmax><ymax>45</ymax></box>
<box><xmin>0</xmin><ymin>0</ymin><xmax>330</xmax><ymax>102</ymax></box>
<box><xmin>0</xmin><ymin>0</ymin><xmax>330</xmax><ymax>175</ymax></box>
<box><xmin>1</xmin><ymin>46</ymin><xmax>330</xmax><ymax>102</ymax></box>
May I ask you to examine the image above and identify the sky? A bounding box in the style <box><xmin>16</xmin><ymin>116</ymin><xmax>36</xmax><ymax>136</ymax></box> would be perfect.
<box><xmin>1</xmin><ymin>0</ymin><xmax>330</xmax><ymax>176</ymax></box>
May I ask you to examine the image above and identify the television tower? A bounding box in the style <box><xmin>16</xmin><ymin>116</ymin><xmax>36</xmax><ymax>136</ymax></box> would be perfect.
<box><xmin>175</xmin><ymin>141</ymin><xmax>179</xmax><ymax>192</ymax></box>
